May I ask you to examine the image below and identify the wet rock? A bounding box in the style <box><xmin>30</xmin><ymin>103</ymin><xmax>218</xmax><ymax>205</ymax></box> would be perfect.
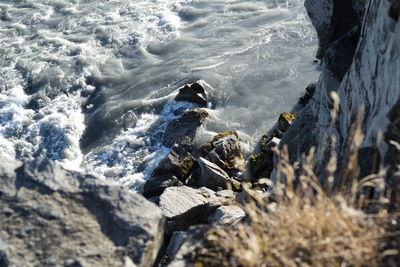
<box><xmin>197</xmin><ymin>157</ymin><xmax>242</xmax><ymax>191</ymax></box>
<box><xmin>0</xmin><ymin>157</ymin><xmax>165</xmax><ymax>267</ymax></box>
<box><xmin>278</xmin><ymin>112</ymin><xmax>298</xmax><ymax>132</ymax></box>
<box><xmin>207</xmin><ymin>205</ymin><xmax>245</xmax><ymax>226</ymax></box>
<box><xmin>249</xmin><ymin>151</ymin><xmax>274</xmax><ymax>179</ymax></box>
<box><xmin>142</xmin><ymin>174</ymin><xmax>183</xmax><ymax>198</ymax></box>
<box><xmin>152</xmin><ymin>144</ymin><xmax>197</xmax><ymax>182</ymax></box>
<box><xmin>202</xmin><ymin>131</ymin><xmax>245</xmax><ymax>175</ymax></box>
<box><xmin>175</xmin><ymin>82</ymin><xmax>207</xmax><ymax>107</ymax></box>
<box><xmin>299</xmin><ymin>82</ymin><xmax>317</xmax><ymax>106</ymax></box>
<box><xmin>163</xmin><ymin>109</ymin><xmax>208</xmax><ymax>148</ymax></box>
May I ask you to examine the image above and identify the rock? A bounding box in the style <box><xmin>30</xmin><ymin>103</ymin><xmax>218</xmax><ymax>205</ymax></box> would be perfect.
<box><xmin>159</xmin><ymin>186</ymin><xmax>212</xmax><ymax>219</ymax></box>
<box><xmin>197</xmin><ymin>157</ymin><xmax>242</xmax><ymax>191</ymax></box>
<box><xmin>175</xmin><ymin>82</ymin><xmax>207</xmax><ymax>107</ymax></box>
<box><xmin>389</xmin><ymin>0</ymin><xmax>400</xmax><ymax>21</ymax></box>
<box><xmin>158</xmin><ymin>186</ymin><xmax>235</xmax><ymax>233</ymax></box>
<box><xmin>207</xmin><ymin>205</ymin><xmax>245</xmax><ymax>226</ymax></box>
<box><xmin>152</xmin><ymin>144</ymin><xmax>197</xmax><ymax>182</ymax></box>
<box><xmin>278</xmin><ymin>112</ymin><xmax>298</xmax><ymax>132</ymax></box>
<box><xmin>0</xmin><ymin>157</ymin><xmax>165</xmax><ymax>267</ymax></box>
<box><xmin>282</xmin><ymin>0</ymin><xmax>399</xmax><ymax>172</ymax></box>
<box><xmin>249</xmin><ymin>151</ymin><xmax>274</xmax><ymax>179</ymax></box>
<box><xmin>299</xmin><ymin>82</ymin><xmax>317</xmax><ymax>106</ymax></box>
<box><xmin>163</xmin><ymin>109</ymin><xmax>208</xmax><ymax>148</ymax></box>
<box><xmin>142</xmin><ymin>174</ymin><xmax>183</xmax><ymax>198</ymax></box>
<box><xmin>202</xmin><ymin>131</ymin><xmax>245</xmax><ymax>175</ymax></box>
<box><xmin>168</xmin><ymin>225</ymin><xmax>209</xmax><ymax>267</ymax></box>
<box><xmin>166</xmin><ymin>231</ymin><xmax>186</xmax><ymax>259</ymax></box>
<box><xmin>260</xmin><ymin>135</ymin><xmax>272</xmax><ymax>151</ymax></box>
<box><xmin>305</xmin><ymin>0</ymin><xmax>361</xmax><ymax>60</ymax></box>
<box><xmin>324</xmin><ymin>26</ymin><xmax>360</xmax><ymax>81</ymax></box>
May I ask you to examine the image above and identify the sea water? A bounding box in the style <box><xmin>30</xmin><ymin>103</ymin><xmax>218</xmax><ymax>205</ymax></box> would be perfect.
<box><xmin>0</xmin><ymin>0</ymin><xmax>318</xmax><ymax>190</ymax></box>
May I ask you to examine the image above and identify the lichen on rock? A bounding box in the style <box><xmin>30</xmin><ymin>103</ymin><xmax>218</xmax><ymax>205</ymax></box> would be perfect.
<box><xmin>278</xmin><ymin>112</ymin><xmax>298</xmax><ymax>132</ymax></box>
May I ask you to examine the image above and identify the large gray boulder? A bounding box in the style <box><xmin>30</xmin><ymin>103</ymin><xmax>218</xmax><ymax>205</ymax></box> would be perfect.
<box><xmin>0</xmin><ymin>157</ymin><xmax>165</xmax><ymax>267</ymax></box>
<box><xmin>158</xmin><ymin>186</ymin><xmax>235</xmax><ymax>233</ymax></box>
<box><xmin>162</xmin><ymin>109</ymin><xmax>208</xmax><ymax>149</ymax></box>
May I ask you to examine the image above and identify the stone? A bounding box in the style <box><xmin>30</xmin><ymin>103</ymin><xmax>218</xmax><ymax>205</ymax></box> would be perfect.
<box><xmin>159</xmin><ymin>186</ymin><xmax>211</xmax><ymax>219</ymax></box>
<box><xmin>142</xmin><ymin>174</ymin><xmax>183</xmax><ymax>198</ymax></box>
<box><xmin>152</xmin><ymin>144</ymin><xmax>197</xmax><ymax>182</ymax></box>
<box><xmin>389</xmin><ymin>0</ymin><xmax>400</xmax><ymax>21</ymax></box>
<box><xmin>197</xmin><ymin>157</ymin><xmax>242</xmax><ymax>191</ymax></box>
<box><xmin>158</xmin><ymin>186</ymin><xmax>235</xmax><ymax>233</ymax></box>
<box><xmin>207</xmin><ymin>205</ymin><xmax>245</xmax><ymax>226</ymax></box>
<box><xmin>166</xmin><ymin>231</ymin><xmax>186</xmax><ymax>259</ymax></box>
<box><xmin>0</xmin><ymin>157</ymin><xmax>165</xmax><ymax>267</ymax></box>
<box><xmin>175</xmin><ymin>82</ymin><xmax>207</xmax><ymax>107</ymax></box>
<box><xmin>299</xmin><ymin>82</ymin><xmax>317</xmax><ymax>106</ymax></box>
<box><xmin>168</xmin><ymin>226</ymin><xmax>209</xmax><ymax>267</ymax></box>
<box><xmin>163</xmin><ymin>109</ymin><xmax>208</xmax><ymax>148</ymax></box>
<box><xmin>249</xmin><ymin>151</ymin><xmax>274</xmax><ymax>179</ymax></box>
<box><xmin>202</xmin><ymin>131</ymin><xmax>245</xmax><ymax>175</ymax></box>
<box><xmin>278</xmin><ymin>112</ymin><xmax>298</xmax><ymax>132</ymax></box>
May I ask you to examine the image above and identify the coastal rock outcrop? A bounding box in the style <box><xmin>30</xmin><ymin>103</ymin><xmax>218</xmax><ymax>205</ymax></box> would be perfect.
<box><xmin>282</xmin><ymin>0</ymin><xmax>400</xmax><ymax>175</ymax></box>
<box><xmin>0</xmin><ymin>157</ymin><xmax>165</xmax><ymax>267</ymax></box>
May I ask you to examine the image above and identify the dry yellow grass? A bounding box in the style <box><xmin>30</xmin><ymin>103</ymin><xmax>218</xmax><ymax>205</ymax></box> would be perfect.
<box><xmin>191</xmin><ymin>93</ymin><xmax>399</xmax><ymax>267</ymax></box>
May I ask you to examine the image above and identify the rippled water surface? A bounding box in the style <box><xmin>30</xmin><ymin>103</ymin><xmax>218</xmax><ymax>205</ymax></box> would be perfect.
<box><xmin>0</xmin><ymin>0</ymin><xmax>318</xmax><ymax>189</ymax></box>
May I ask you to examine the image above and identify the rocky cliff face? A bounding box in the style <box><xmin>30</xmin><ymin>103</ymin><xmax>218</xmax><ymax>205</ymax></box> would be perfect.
<box><xmin>282</xmin><ymin>0</ymin><xmax>400</xmax><ymax>176</ymax></box>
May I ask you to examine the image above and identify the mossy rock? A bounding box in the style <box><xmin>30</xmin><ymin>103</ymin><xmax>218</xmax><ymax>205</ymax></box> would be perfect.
<box><xmin>389</xmin><ymin>0</ymin><xmax>400</xmax><ymax>21</ymax></box>
<box><xmin>249</xmin><ymin>151</ymin><xmax>274</xmax><ymax>179</ymax></box>
<box><xmin>201</xmin><ymin>130</ymin><xmax>245</xmax><ymax>172</ymax></box>
<box><xmin>278</xmin><ymin>112</ymin><xmax>298</xmax><ymax>132</ymax></box>
<box><xmin>202</xmin><ymin>130</ymin><xmax>239</xmax><ymax>154</ymax></box>
<box><xmin>179</xmin><ymin>157</ymin><xmax>197</xmax><ymax>179</ymax></box>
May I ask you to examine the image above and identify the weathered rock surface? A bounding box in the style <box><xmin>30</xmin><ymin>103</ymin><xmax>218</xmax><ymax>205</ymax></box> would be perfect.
<box><xmin>142</xmin><ymin>173</ymin><xmax>183</xmax><ymax>198</ymax></box>
<box><xmin>159</xmin><ymin>186</ymin><xmax>213</xmax><ymax>219</ymax></box>
<box><xmin>207</xmin><ymin>205</ymin><xmax>245</xmax><ymax>226</ymax></box>
<box><xmin>0</xmin><ymin>157</ymin><xmax>165</xmax><ymax>267</ymax></box>
<box><xmin>166</xmin><ymin>231</ymin><xmax>186</xmax><ymax>259</ymax></box>
<box><xmin>175</xmin><ymin>82</ymin><xmax>207</xmax><ymax>107</ymax></box>
<box><xmin>197</xmin><ymin>157</ymin><xmax>241</xmax><ymax>191</ymax></box>
<box><xmin>282</xmin><ymin>0</ymin><xmax>400</xmax><ymax>173</ymax></box>
<box><xmin>158</xmin><ymin>186</ymin><xmax>235</xmax><ymax>233</ymax></box>
<box><xmin>163</xmin><ymin>109</ymin><xmax>208</xmax><ymax>148</ymax></box>
<box><xmin>202</xmin><ymin>131</ymin><xmax>245</xmax><ymax>175</ymax></box>
<box><xmin>168</xmin><ymin>225</ymin><xmax>209</xmax><ymax>267</ymax></box>
<box><xmin>152</xmin><ymin>144</ymin><xmax>197</xmax><ymax>182</ymax></box>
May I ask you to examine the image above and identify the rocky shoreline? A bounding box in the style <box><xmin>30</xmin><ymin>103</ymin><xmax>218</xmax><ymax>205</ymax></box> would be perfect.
<box><xmin>1</xmin><ymin>0</ymin><xmax>400</xmax><ymax>266</ymax></box>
